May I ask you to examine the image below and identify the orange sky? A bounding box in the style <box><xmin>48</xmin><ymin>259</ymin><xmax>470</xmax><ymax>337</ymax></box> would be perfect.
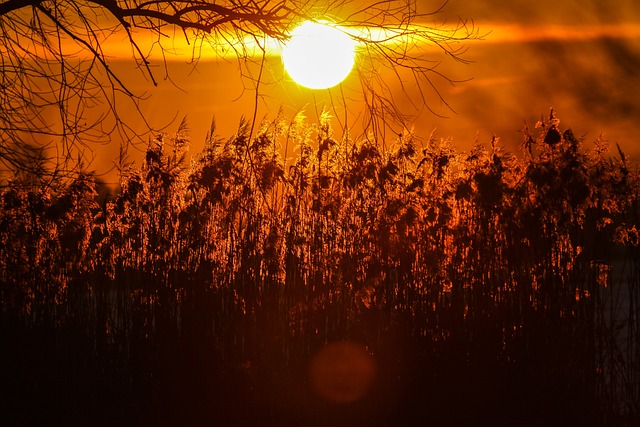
<box><xmin>84</xmin><ymin>1</ymin><xmax>640</xmax><ymax>181</ymax></box>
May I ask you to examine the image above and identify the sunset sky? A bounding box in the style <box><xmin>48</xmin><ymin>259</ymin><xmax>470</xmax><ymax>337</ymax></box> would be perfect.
<box><xmin>91</xmin><ymin>0</ymin><xmax>640</xmax><ymax>178</ymax></box>
<box><xmin>3</xmin><ymin>3</ymin><xmax>639</xmax><ymax>424</ymax></box>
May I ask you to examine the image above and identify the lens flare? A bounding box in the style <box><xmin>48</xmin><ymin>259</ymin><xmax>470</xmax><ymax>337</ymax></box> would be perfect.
<box><xmin>308</xmin><ymin>341</ymin><xmax>377</xmax><ymax>404</ymax></box>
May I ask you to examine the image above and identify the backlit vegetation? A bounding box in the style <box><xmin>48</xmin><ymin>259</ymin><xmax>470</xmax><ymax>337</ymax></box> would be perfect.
<box><xmin>1</xmin><ymin>111</ymin><xmax>638</xmax><ymax>426</ymax></box>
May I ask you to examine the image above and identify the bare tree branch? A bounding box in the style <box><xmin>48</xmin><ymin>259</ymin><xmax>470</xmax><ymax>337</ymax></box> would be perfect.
<box><xmin>0</xmin><ymin>0</ymin><xmax>480</xmax><ymax>181</ymax></box>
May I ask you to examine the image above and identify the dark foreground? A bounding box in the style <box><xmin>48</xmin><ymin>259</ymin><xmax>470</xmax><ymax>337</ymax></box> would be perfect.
<box><xmin>1</xmin><ymin>113</ymin><xmax>638</xmax><ymax>426</ymax></box>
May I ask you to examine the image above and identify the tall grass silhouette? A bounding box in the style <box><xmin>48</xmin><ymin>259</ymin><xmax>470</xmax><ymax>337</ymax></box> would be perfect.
<box><xmin>1</xmin><ymin>111</ymin><xmax>638</xmax><ymax>426</ymax></box>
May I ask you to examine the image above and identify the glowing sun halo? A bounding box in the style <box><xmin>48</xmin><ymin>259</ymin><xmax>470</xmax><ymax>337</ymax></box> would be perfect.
<box><xmin>282</xmin><ymin>21</ymin><xmax>356</xmax><ymax>89</ymax></box>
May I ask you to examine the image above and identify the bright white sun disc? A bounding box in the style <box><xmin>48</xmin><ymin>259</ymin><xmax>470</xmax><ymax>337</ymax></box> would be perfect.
<box><xmin>282</xmin><ymin>21</ymin><xmax>356</xmax><ymax>89</ymax></box>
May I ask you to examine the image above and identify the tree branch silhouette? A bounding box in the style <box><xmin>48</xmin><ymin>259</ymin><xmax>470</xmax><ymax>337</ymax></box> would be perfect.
<box><xmin>0</xmin><ymin>0</ymin><xmax>479</xmax><ymax>180</ymax></box>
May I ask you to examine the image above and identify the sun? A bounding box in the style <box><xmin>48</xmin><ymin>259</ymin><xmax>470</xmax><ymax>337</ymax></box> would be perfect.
<box><xmin>282</xmin><ymin>21</ymin><xmax>356</xmax><ymax>89</ymax></box>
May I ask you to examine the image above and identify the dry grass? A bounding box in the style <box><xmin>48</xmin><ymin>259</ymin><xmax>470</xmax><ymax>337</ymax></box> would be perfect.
<box><xmin>1</xmin><ymin>111</ymin><xmax>638</xmax><ymax>426</ymax></box>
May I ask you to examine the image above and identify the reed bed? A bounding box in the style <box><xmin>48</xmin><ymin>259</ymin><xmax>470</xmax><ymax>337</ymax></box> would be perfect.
<box><xmin>1</xmin><ymin>111</ymin><xmax>638</xmax><ymax>426</ymax></box>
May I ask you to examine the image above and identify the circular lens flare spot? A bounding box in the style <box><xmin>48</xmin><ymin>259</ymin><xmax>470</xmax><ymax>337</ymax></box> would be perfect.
<box><xmin>308</xmin><ymin>341</ymin><xmax>377</xmax><ymax>404</ymax></box>
<box><xmin>282</xmin><ymin>21</ymin><xmax>356</xmax><ymax>89</ymax></box>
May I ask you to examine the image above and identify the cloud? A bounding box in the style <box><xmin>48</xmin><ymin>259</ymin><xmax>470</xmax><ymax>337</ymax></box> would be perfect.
<box><xmin>431</xmin><ymin>0</ymin><xmax>640</xmax><ymax>25</ymax></box>
<box><xmin>480</xmin><ymin>23</ymin><xmax>640</xmax><ymax>43</ymax></box>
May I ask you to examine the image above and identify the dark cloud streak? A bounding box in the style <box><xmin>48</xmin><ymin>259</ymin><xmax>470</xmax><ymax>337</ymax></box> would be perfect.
<box><xmin>433</xmin><ymin>0</ymin><xmax>640</xmax><ymax>24</ymax></box>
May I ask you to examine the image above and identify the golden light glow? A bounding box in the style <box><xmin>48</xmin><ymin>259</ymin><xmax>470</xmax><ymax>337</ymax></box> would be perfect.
<box><xmin>477</xmin><ymin>22</ymin><xmax>640</xmax><ymax>43</ymax></box>
<box><xmin>32</xmin><ymin>22</ymin><xmax>640</xmax><ymax>62</ymax></box>
<box><xmin>281</xmin><ymin>21</ymin><xmax>356</xmax><ymax>89</ymax></box>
